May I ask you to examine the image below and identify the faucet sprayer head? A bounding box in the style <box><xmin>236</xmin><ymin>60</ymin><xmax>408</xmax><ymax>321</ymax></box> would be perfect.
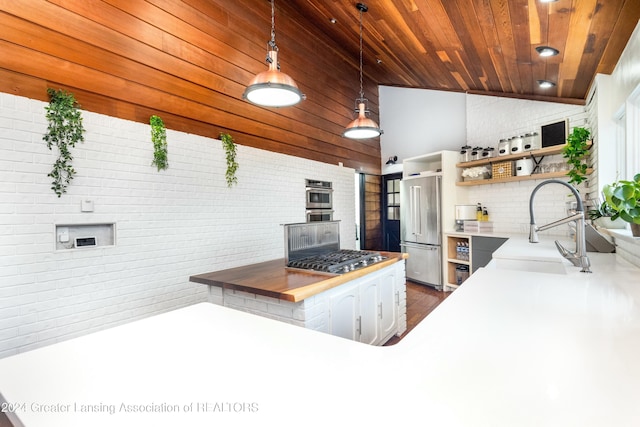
<box><xmin>529</xmin><ymin>224</ymin><xmax>539</xmax><ymax>243</ymax></box>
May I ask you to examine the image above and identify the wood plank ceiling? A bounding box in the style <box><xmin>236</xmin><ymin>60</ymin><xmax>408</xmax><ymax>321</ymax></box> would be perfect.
<box><xmin>0</xmin><ymin>1</ymin><xmax>638</xmax><ymax>176</ymax></box>
<box><xmin>292</xmin><ymin>0</ymin><xmax>640</xmax><ymax>103</ymax></box>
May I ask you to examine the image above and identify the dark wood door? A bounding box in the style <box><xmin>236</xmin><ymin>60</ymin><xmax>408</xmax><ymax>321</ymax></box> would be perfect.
<box><xmin>382</xmin><ymin>173</ymin><xmax>402</xmax><ymax>252</ymax></box>
<box><xmin>358</xmin><ymin>173</ymin><xmax>382</xmax><ymax>251</ymax></box>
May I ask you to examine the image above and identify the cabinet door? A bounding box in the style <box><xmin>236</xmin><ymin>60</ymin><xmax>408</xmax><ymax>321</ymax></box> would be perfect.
<box><xmin>359</xmin><ymin>279</ymin><xmax>380</xmax><ymax>345</ymax></box>
<box><xmin>378</xmin><ymin>271</ymin><xmax>399</xmax><ymax>341</ymax></box>
<box><xmin>471</xmin><ymin>236</ymin><xmax>508</xmax><ymax>272</ymax></box>
<box><xmin>328</xmin><ymin>284</ymin><xmax>360</xmax><ymax>341</ymax></box>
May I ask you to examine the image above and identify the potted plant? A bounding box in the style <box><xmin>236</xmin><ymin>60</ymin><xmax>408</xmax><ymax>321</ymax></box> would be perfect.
<box><xmin>588</xmin><ymin>200</ymin><xmax>627</xmax><ymax>229</ymax></box>
<box><xmin>602</xmin><ymin>173</ymin><xmax>640</xmax><ymax>237</ymax></box>
<box><xmin>562</xmin><ymin>127</ymin><xmax>591</xmax><ymax>185</ymax></box>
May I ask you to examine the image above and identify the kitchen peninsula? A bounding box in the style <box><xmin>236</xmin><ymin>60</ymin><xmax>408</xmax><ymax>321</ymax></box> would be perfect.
<box><xmin>190</xmin><ymin>252</ymin><xmax>408</xmax><ymax>345</ymax></box>
<box><xmin>1</xmin><ymin>236</ymin><xmax>638</xmax><ymax>427</ymax></box>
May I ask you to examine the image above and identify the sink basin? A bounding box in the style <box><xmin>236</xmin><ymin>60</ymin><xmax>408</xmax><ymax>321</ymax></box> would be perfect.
<box><xmin>492</xmin><ymin>257</ymin><xmax>568</xmax><ymax>275</ymax></box>
<box><xmin>491</xmin><ymin>238</ymin><xmax>575</xmax><ymax>275</ymax></box>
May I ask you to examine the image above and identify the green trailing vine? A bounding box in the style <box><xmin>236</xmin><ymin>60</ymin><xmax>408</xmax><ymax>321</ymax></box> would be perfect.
<box><xmin>563</xmin><ymin>127</ymin><xmax>591</xmax><ymax>186</ymax></box>
<box><xmin>220</xmin><ymin>133</ymin><xmax>238</xmax><ymax>187</ymax></box>
<box><xmin>43</xmin><ymin>88</ymin><xmax>85</xmax><ymax>197</ymax></box>
<box><xmin>150</xmin><ymin>115</ymin><xmax>168</xmax><ymax>171</ymax></box>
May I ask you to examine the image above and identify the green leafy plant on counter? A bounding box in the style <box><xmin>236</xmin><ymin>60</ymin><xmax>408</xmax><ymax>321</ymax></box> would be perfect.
<box><xmin>220</xmin><ymin>132</ymin><xmax>238</xmax><ymax>187</ymax></box>
<box><xmin>587</xmin><ymin>198</ymin><xmax>627</xmax><ymax>229</ymax></box>
<box><xmin>587</xmin><ymin>200</ymin><xmax>617</xmax><ymax>220</ymax></box>
<box><xmin>43</xmin><ymin>88</ymin><xmax>86</xmax><ymax>197</ymax></box>
<box><xmin>603</xmin><ymin>173</ymin><xmax>640</xmax><ymax>236</ymax></box>
<box><xmin>562</xmin><ymin>127</ymin><xmax>591</xmax><ymax>185</ymax></box>
<box><xmin>150</xmin><ymin>115</ymin><xmax>168</xmax><ymax>171</ymax></box>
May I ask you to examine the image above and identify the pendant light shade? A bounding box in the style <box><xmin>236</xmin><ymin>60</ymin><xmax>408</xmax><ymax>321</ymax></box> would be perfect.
<box><xmin>343</xmin><ymin>3</ymin><xmax>382</xmax><ymax>139</ymax></box>
<box><xmin>343</xmin><ymin>102</ymin><xmax>382</xmax><ymax>139</ymax></box>
<box><xmin>243</xmin><ymin>0</ymin><xmax>304</xmax><ymax>108</ymax></box>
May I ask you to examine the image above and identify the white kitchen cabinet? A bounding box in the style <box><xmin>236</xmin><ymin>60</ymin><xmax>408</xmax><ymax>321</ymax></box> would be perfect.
<box><xmin>328</xmin><ymin>262</ymin><xmax>404</xmax><ymax>345</ymax></box>
<box><xmin>359</xmin><ymin>279</ymin><xmax>381</xmax><ymax>345</ymax></box>
<box><xmin>378</xmin><ymin>267</ymin><xmax>400</xmax><ymax>340</ymax></box>
<box><xmin>328</xmin><ymin>282</ymin><xmax>360</xmax><ymax>341</ymax></box>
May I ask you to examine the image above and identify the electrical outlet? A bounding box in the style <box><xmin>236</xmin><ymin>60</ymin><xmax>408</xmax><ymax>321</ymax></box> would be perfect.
<box><xmin>81</xmin><ymin>199</ymin><xmax>94</xmax><ymax>212</ymax></box>
<box><xmin>58</xmin><ymin>227</ymin><xmax>69</xmax><ymax>243</ymax></box>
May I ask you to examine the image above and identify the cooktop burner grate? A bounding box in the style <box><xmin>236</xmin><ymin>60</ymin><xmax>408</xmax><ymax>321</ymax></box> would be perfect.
<box><xmin>286</xmin><ymin>249</ymin><xmax>386</xmax><ymax>274</ymax></box>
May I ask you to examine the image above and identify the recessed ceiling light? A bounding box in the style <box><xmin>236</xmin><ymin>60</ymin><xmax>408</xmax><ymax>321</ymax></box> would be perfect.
<box><xmin>535</xmin><ymin>46</ymin><xmax>560</xmax><ymax>57</ymax></box>
<box><xmin>329</xmin><ymin>18</ymin><xmax>337</xmax><ymax>24</ymax></box>
<box><xmin>537</xmin><ymin>80</ymin><xmax>556</xmax><ymax>89</ymax></box>
<box><xmin>539</xmin><ymin>0</ymin><xmax>558</xmax><ymax>3</ymax></box>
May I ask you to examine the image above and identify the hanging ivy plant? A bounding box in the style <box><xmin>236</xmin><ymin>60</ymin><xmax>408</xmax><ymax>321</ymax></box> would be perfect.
<box><xmin>150</xmin><ymin>115</ymin><xmax>168</xmax><ymax>171</ymax></box>
<box><xmin>562</xmin><ymin>127</ymin><xmax>591</xmax><ymax>186</ymax></box>
<box><xmin>220</xmin><ymin>133</ymin><xmax>238</xmax><ymax>187</ymax></box>
<box><xmin>43</xmin><ymin>88</ymin><xmax>85</xmax><ymax>197</ymax></box>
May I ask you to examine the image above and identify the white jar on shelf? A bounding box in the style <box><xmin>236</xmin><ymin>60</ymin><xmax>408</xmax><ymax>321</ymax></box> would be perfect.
<box><xmin>481</xmin><ymin>147</ymin><xmax>495</xmax><ymax>159</ymax></box>
<box><xmin>498</xmin><ymin>139</ymin><xmax>510</xmax><ymax>156</ymax></box>
<box><xmin>510</xmin><ymin>136</ymin><xmax>523</xmax><ymax>154</ymax></box>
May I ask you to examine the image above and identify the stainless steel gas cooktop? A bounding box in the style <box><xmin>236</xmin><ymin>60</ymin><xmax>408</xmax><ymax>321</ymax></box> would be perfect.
<box><xmin>283</xmin><ymin>221</ymin><xmax>386</xmax><ymax>275</ymax></box>
<box><xmin>286</xmin><ymin>249</ymin><xmax>386</xmax><ymax>275</ymax></box>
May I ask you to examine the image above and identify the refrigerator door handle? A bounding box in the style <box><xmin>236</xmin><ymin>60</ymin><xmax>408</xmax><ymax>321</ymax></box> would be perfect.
<box><xmin>435</xmin><ymin>176</ymin><xmax>442</xmax><ymax>244</ymax></box>
<box><xmin>411</xmin><ymin>185</ymin><xmax>422</xmax><ymax>236</ymax></box>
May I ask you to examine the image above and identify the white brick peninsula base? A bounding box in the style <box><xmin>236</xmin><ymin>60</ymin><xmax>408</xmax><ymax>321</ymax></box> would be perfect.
<box><xmin>204</xmin><ymin>261</ymin><xmax>407</xmax><ymax>346</ymax></box>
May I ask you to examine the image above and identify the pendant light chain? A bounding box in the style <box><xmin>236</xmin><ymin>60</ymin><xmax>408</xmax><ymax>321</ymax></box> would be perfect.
<box><xmin>358</xmin><ymin>6</ymin><xmax>364</xmax><ymax>101</ymax></box>
<box><xmin>270</xmin><ymin>0</ymin><xmax>276</xmax><ymax>45</ymax></box>
<box><xmin>267</xmin><ymin>0</ymin><xmax>279</xmax><ymax>70</ymax></box>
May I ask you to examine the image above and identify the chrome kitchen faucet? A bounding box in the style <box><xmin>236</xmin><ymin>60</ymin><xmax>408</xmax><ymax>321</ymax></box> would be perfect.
<box><xmin>529</xmin><ymin>179</ymin><xmax>592</xmax><ymax>273</ymax></box>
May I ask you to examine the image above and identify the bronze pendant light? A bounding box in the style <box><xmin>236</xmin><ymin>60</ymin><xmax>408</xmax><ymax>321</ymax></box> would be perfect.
<box><xmin>343</xmin><ymin>3</ymin><xmax>382</xmax><ymax>139</ymax></box>
<box><xmin>243</xmin><ymin>0</ymin><xmax>305</xmax><ymax>108</ymax></box>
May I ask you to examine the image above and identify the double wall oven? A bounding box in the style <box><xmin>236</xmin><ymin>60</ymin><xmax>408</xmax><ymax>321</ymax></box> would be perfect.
<box><xmin>306</xmin><ymin>179</ymin><xmax>333</xmax><ymax>222</ymax></box>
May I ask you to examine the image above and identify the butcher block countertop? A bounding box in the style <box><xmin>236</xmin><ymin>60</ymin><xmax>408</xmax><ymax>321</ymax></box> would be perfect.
<box><xmin>189</xmin><ymin>251</ymin><xmax>407</xmax><ymax>302</ymax></box>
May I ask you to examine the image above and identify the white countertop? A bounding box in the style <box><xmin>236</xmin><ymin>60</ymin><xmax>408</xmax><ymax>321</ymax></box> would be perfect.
<box><xmin>1</xmin><ymin>237</ymin><xmax>639</xmax><ymax>426</ymax></box>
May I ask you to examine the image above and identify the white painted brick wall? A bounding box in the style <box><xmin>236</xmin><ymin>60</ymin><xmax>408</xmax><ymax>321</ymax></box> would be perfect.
<box><xmin>466</xmin><ymin>94</ymin><xmax>588</xmax><ymax>147</ymax></box>
<box><xmin>585</xmin><ymin>85</ymin><xmax>599</xmax><ymax>199</ymax></box>
<box><xmin>461</xmin><ymin>94</ymin><xmax>590</xmax><ymax>236</ymax></box>
<box><xmin>0</xmin><ymin>92</ymin><xmax>356</xmax><ymax>357</ymax></box>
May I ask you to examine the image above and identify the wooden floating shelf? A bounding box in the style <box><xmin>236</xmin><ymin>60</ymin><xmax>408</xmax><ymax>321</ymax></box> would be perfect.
<box><xmin>456</xmin><ymin>142</ymin><xmax>593</xmax><ymax>186</ymax></box>
<box><xmin>447</xmin><ymin>258</ymin><xmax>470</xmax><ymax>265</ymax></box>
<box><xmin>457</xmin><ymin>170</ymin><xmax>593</xmax><ymax>186</ymax></box>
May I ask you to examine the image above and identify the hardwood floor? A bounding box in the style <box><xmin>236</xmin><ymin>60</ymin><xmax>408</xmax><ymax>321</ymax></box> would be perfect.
<box><xmin>0</xmin><ymin>412</ymin><xmax>11</xmax><ymax>427</ymax></box>
<box><xmin>384</xmin><ymin>280</ymin><xmax>450</xmax><ymax>346</ymax></box>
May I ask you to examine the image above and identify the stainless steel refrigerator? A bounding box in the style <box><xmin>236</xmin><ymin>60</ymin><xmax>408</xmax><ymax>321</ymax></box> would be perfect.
<box><xmin>400</xmin><ymin>175</ymin><xmax>442</xmax><ymax>290</ymax></box>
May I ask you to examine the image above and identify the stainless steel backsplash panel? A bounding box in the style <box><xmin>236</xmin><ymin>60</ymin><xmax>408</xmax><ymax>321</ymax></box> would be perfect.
<box><xmin>283</xmin><ymin>221</ymin><xmax>340</xmax><ymax>262</ymax></box>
